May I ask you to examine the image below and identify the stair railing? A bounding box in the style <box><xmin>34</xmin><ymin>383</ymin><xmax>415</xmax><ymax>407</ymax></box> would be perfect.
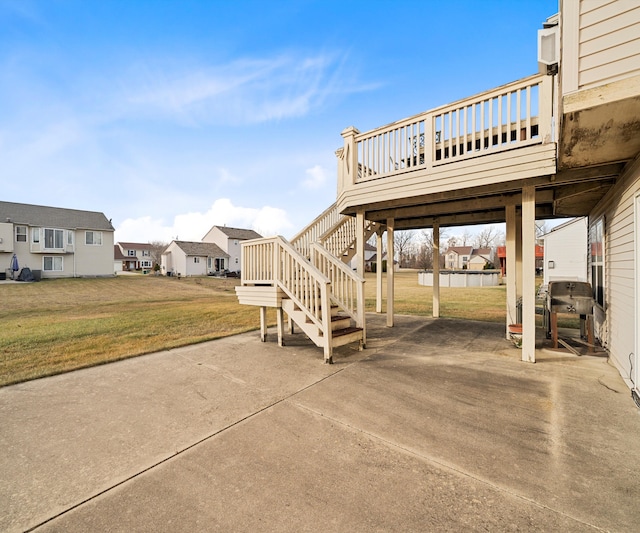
<box><xmin>290</xmin><ymin>203</ymin><xmax>341</xmax><ymax>259</ymax></box>
<box><xmin>310</xmin><ymin>243</ymin><xmax>366</xmax><ymax>346</ymax></box>
<box><xmin>241</xmin><ymin>236</ymin><xmax>332</xmax><ymax>354</ymax></box>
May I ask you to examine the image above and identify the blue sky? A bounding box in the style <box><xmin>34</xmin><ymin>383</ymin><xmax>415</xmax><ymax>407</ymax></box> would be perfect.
<box><xmin>1</xmin><ymin>0</ymin><xmax>559</xmax><ymax>243</ymax></box>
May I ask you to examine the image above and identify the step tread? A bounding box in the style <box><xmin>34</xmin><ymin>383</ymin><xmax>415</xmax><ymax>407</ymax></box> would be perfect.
<box><xmin>332</xmin><ymin>326</ymin><xmax>363</xmax><ymax>338</ymax></box>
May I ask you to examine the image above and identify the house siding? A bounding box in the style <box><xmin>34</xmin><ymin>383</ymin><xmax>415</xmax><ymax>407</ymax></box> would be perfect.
<box><xmin>542</xmin><ymin>218</ymin><xmax>588</xmax><ymax>285</ymax></box>
<box><xmin>564</xmin><ymin>0</ymin><xmax>640</xmax><ymax>93</ymax></box>
<box><xmin>590</xmin><ymin>154</ymin><xmax>640</xmax><ymax>387</ymax></box>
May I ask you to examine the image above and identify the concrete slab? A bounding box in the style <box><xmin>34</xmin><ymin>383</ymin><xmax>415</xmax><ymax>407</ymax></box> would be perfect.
<box><xmin>1</xmin><ymin>314</ymin><xmax>639</xmax><ymax>532</ymax></box>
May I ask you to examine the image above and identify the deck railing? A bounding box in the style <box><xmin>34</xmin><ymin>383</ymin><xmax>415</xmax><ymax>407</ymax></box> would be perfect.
<box><xmin>341</xmin><ymin>74</ymin><xmax>553</xmax><ymax>185</ymax></box>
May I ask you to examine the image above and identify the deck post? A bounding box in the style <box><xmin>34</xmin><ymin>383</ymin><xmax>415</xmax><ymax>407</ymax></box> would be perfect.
<box><xmin>505</xmin><ymin>204</ymin><xmax>517</xmax><ymax>339</ymax></box>
<box><xmin>386</xmin><ymin>217</ymin><xmax>395</xmax><ymax>327</ymax></box>
<box><xmin>356</xmin><ymin>208</ymin><xmax>365</xmax><ymax>278</ymax></box>
<box><xmin>521</xmin><ymin>185</ymin><xmax>536</xmax><ymax>363</ymax></box>
<box><xmin>376</xmin><ymin>227</ymin><xmax>383</xmax><ymax>313</ymax></box>
<box><xmin>260</xmin><ymin>306</ymin><xmax>267</xmax><ymax>342</ymax></box>
<box><xmin>432</xmin><ymin>219</ymin><xmax>440</xmax><ymax>318</ymax></box>
<box><xmin>276</xmin><ymin>307</ymin><xmax>285</xmax><ymax>347</ymax></box>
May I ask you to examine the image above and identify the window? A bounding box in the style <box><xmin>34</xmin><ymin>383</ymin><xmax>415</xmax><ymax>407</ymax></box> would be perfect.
<box><xmin>234</xmin><ymin>240</ymin><xmax>238</xmax><ymax>246</ymax></box>
<box><xmin>85</xmin><ymin>231</ymin><xmax>102</xmax><ymax>245</ymax></box>
<box><xmin>67</xmin><ymin>231</ymin><xmax>73</xmax><ymax>246</ymax></box>
<box><xmin>43</xmin><ymin>256</ymin><xmax>63</xmax><ymax>271</ymax></box>
<box><xmin>235</xmin><ymin>258</ymin><xmax>238</xmax><ymax>264</ymax></box>
<box><xmin>16</xmin><ymin>226</ymin><xmax>27</xmax><ymax>242</ymax></box>
<box><xmin>141</xmin><ymin>260</ymin><xmax>152</xmax><ymax>268</ymax></box>
<box><xmin>194</xmin><ymin>257</ymin><xmax>200</xmax><ymax>263</ymax></box>
<box><xmin>128</xmin><ymin>250</ymin><xmax>136</xmax><ymax>256</ymax></box>
<box><xmin>590</xmin><ymin>217</ymin><xmax>604</xmax><ymax>307</ymax></box>
<box><xmin>142</xmin><ymin>250</ymin><xmax>150</xmax><ymax>256</ymax></box>
<box><xmin>44</xmin><ymin>228</ymin><xmax>64</xmax><ymax>249</ymax></box>
<box><xmin>32</xmin><ymin>228</ymin><xmax>40</xmax><ymax>243</ymax></box>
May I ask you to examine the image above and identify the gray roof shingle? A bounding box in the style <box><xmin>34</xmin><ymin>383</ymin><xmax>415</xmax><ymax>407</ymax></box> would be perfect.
<box><xmin>173</xmin><ymin>241</ymin><xmax>229</xmax><ymax>257</ymax></box>
<box><xmin>212</xmin><ymin>226</ymin><xmax>262</xmax><ymax>240</ymax></box>
<box><xmin>0</xmin><ymin>201</ymin><xmax>114</xmax><ymax>231</ymax></box>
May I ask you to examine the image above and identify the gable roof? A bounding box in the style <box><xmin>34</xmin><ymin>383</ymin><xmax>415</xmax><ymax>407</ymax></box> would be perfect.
<box><xmin>171</xmin><ymin>241</ymin><xmax>229</xmax><ymax>258</ymax></box>
<box><xmin>211</xmin><ymin>226</ymin><xmax>262</xmax><ymax>240</ymax></box>
<box><xmin>0</xmin><ymin>201</ymin><xmax>114</xmax><ymax>231</ymax></box>
<box><xmin>114</xmin><ymin>245</ymin><xmax>128</xmax><ymax>260</ymax></box>
<box><xmin>445</xmin><ymin>246</ymin><xmax>473</xmax><ymax>256</ymax></box>
<box><xmin>118</xmin><ymin>242</ymin><xmax>153</xmax><ymax>251</ymax></box>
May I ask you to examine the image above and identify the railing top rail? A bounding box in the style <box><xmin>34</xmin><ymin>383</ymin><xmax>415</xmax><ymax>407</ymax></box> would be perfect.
<box><xmin>354</xmin><ymin>73</ymin><xmax>546</xmax><ymax>141</ymax></box>
<box><xmin>310</xmin><ymin>242</ymin><xmax>365</xmax><ymax>283</ymax></box>
<box><xmin>290</xmin><ymin>202</ymin><xmax>339</xmax><ymax>243</ymax></box>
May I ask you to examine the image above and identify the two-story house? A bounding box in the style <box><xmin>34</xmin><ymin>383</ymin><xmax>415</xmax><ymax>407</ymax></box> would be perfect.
<box><xmin>202</xmin><ymin>226</ymin><xmax>262</xmax><ymax>274</ymax></box>
<box><xmin>0</xmin><ymin>201</ymin><xmax>115</xmax><ymax>279</ymax></box>
<box><xmin>115</xmin><ymin>242</ymin><xmax>154</xmax><ymax>272</ymax></box>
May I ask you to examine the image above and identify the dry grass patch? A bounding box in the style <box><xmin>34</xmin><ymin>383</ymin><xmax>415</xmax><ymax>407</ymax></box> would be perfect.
<box><xmin>0</xmin><ymin>276</ymin><xmax>266</xmax><ymax>386</ymax></box>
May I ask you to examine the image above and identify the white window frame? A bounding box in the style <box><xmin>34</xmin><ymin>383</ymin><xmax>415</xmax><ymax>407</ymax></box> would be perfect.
<box><xmin>589</xmin><ymin>216</ymin><xmax>605</xmax><ymax>309</ymax></box>
<box><xmin>194</xmin><ymin>257</ymin><xmax>200</xmax><ymax>263</ymax></box>
<box><xmin>16</xmin><ymin>226</ymin><xmax>27</xmax><ymax>242</ymax></box>
<box><xmin>32</xmin><ymin>228</ymin><xmax>40</xmax><ymax>243</ymax></box>
<box><xmin>44</xmin><ymin>228</ymin><xmax>64</xmax><ymax>250</ymax></box>
<box><xmin>85</xmin><ymin>231</ymin><xmax>102</xmax><ymax>245</ymax></box>
<box><xmin>43</xmin><ymin>256</ymin><xmax>63</xmax><ymax>271</ymax></box>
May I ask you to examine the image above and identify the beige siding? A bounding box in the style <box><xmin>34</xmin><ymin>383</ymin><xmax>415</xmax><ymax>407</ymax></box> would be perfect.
<box><xmin>577</xmin><ymin>0</ymin><xmax>640</xmax><ymax>90</ymax></box>
<box><xmin>590</xmin><ymin>154</ymin><xmax>640</xmax><ymax>386</ymax></box>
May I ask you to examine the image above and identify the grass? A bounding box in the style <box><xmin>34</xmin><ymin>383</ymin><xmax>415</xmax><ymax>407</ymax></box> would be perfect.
<box><xmin>0</xmin><ymin>270</ymin><xmax>578</xmax><ymax>387</ymax></box>
<box><xmin>0</xmin><ymin>276</ymin><xmax>267</xmax><ymax>387</ymax></box>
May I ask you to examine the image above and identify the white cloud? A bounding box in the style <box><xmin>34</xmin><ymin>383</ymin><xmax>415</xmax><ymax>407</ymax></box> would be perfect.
<box><xmin>114</xmin><ymin>198</ymin><xmax>293</xmax><ymax>243</ymax></box>
<box><xmin>302</xmin><ymin>165</ymin><xmax>328</xmax><ymax>190</ymax></box>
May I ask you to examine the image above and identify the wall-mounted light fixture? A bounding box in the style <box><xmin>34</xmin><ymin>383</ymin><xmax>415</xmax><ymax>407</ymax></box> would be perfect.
<box><xmin>548</xmin><ymin>260</ymin><xmax>555</xmax><ymax>269</ymax></box>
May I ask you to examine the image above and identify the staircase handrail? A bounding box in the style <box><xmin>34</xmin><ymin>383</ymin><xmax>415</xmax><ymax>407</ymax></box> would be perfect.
<box><xmin>241</xmin><ymin>236</ymin><xmax>331</xmax><ymax>333</ymax></box>
<box><xmin>290</xmin><ymin>203</ymin><xmax>341</xmax><ymax>259</ymax></box>
<box><xmin>310</xmin><ymin>243</ymin><xmax>366</xmax><ymax>339</ymax></box>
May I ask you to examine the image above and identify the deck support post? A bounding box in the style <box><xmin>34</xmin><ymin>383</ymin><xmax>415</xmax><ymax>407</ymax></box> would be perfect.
<box><xmin>505</xmin><ymin>204</ymin><xmax>517</xmax><ymax>339</ymax></box>
<box><xmin>386</xmin><ymin>217</ymin><xmax>395</xmax><ymax>327</ymax></box>
<box><xmin>356</xmin><ymin>208</ymin><xmax>365</xmax><ymax>278</ymax></box>
<box><xmin>432</xmin><ymin>219</ymin><xmax>440</xmax><ymax>318</ymax></box>
<box><xmin>260</xmin><ymin>306</ymin><xmax>267</xmax><ymax>342</ymax></box>
<box><xmin>376</xmin><ymin>227</ymin><xmax>383</xmax><ymax>313</ymax></box>
<box><xmin>276</xmin><ymin>307</ymin><xmax>285</xmax><ymax>347</ymax></box>
<box><xmin>522</xmin><ymin>185</ymin><xmax>536</xmax><ymax>363</ymax></box>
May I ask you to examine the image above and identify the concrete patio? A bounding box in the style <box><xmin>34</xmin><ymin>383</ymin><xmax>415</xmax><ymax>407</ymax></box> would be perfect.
<box><xmin>1</xmin><ymin>313</ymin><xmax>639</xmax><ymax>532</ymax></box>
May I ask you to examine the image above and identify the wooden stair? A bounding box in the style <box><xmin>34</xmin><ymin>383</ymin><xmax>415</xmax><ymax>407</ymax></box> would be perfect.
<box><xmin>281</xmin><ymin>297</ymin><xmax>364</xmax><ymax>363</ymax></box>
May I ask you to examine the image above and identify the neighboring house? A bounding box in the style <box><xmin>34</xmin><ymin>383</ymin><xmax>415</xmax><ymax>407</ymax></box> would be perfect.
<box><xmin>349</xmin><ymin>242</ymin><xmax>376</xmax><ymax>271</ymax></box>
<box><xmin>541</xmin><ymin>218</ymin><xmax>588</xmax><ymax>286</ymax></box>
<box><xmin>444</xmin><ymin>247</ymin><xmax>494</xmax><ymax>270</ymax></box>
<box><xmin>202</xmin><ymin>226</ymin><xmax>262</xmax><ymax>273</ymax></box>
<box><xmin>161</xmin><ymin>241</ymin><xmax>229</xmax><ymax>277</ymax></box>
<box><xmin>496</xmin><ymin>246</ymin><xmax>544</xmax><ymax>277</ymax></box>
<box><xmin>115</xmin><ymin>242</ymin><xmax>155</xmax><ymax>272</ymax></box>
<box><xmin>467</xmin><ymin>248</ymin><xmax>494</xmax><ymax>271</ymax></box>
<box><xmin>0</xmin><ymin>201</ymin><xmax>114</xmax><ymax>279</ymax></box>
<box><xmin>444</xmin><ymin>246</ymin><xmax>473</xmax><ymax>269</ymax></box>
<box><xmin>113</xmin><ymin>245</ymin><xmax>127</xmax><ymax>274</ymax></box>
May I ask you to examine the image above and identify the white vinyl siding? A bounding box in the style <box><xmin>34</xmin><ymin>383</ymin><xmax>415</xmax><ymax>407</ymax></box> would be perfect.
<box><xmin>590</xmin><ymin>155</ymin><xmax>640</xmax><ymax>387</ymax></box>
<box><xmin>575</xmin><ymin>1</ymin><xmax>640</xmax><ymax>91</ymax></box>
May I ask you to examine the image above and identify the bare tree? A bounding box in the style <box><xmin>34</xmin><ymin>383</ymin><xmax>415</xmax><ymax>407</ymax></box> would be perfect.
<box><xmin>459</xmin><ymin>228</ymin><xmax>474</xmax><ymax>246</ymax></box>
<box><xmin>148</xmin><ymin>240</ymin><xmax>169</xmax><ymax>270</ymax></box>
<box><xmin>446</xmin><ymin>236</ymin><xmax>458</xmax><ymax>249</ymax></box>
<box><xmin>394</xmin><ymin>230</ymin><xmax>415</xmax><ymax>268</ymax></box>
<box><xmin>473</xmin><ymin>225</ymin><xmax>501</xmax><ymax>249</ymax></box>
